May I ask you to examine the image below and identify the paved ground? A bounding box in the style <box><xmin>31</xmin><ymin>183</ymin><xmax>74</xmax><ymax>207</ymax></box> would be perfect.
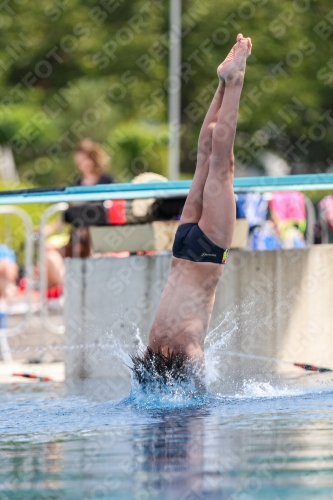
<box><xmin>0</xmin><ymin>307</ymin><xmax>65</xmax><ymax>383</ymax></box>
<box><xmin>7</xmin><ymin>304</ymin><xmax>64</xmax><ymax>363</ymax></box>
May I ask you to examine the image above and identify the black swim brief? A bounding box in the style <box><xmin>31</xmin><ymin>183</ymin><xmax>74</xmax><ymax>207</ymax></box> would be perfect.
<box><xmin>172</xmin><ymin>223</ymin><xmax>229</xmax><ymax>265</ymax></box>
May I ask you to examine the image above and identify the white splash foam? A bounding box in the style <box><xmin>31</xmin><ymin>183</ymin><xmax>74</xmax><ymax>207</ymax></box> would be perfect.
<box><xmin>204</xmin><ymin>311</ymin><xmax>239</xmax><ymax>387</ymax></box>
<box><xmin>104</xmin><ymin>323</ymin><xmax>145</xmax><ymax>374</ymax></box>
<box><xmin>90</xmin><ymin>314</ymin><xmax>318</xmax><ymax>404</ymax></box>
<box><xmin>234</xmin><ymin>379</ymin><xmax>305</xmax><ymax>399</ymax></box>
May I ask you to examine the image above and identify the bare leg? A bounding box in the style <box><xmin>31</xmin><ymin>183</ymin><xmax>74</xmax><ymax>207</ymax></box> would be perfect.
<box><xmin>179</xmin><ymin>85</ymin><xmax>224</xmax><ymax>225</ymax></box>
<box><xmin>179</xmin><ymin>34</ymin><xmax>245</xmax><ymax>226</ymax></box>
<box><xmin>199</xmin><ymin>37</ymin><xmax>251</xmax><ymax>248</ymax></box>
<box><xmin>46</xmin><ymin>247</ymin><xmax>64</xmax><ymax>289</ymax></box>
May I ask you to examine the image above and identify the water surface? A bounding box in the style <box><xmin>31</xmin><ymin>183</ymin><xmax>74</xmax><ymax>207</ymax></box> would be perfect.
<box><xmin>1</xmin><ymin>376</ymin><xmax>333</xmax><ymax>500</ymax></box>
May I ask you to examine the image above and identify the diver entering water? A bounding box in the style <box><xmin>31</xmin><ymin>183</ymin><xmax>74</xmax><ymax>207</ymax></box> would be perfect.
<box><xmin>132</xmin><ymin>34</ymin><xmax>252</xmax><ymax>384</ymax></box>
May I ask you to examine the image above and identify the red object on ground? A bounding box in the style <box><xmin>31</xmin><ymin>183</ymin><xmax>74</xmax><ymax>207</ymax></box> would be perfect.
<box><xmin>294</xmin><ymin>362</ymin><xmax>332</xmax><ymax>373</ymax></box>
<box><xmin>107</xmin><ymin>199</ymin><xmax>126</xmax><ymax>224</ymax></box>
<box><xmin>12</xmin><ymin>373</ymin><xmax>53</xmax><ymax>382</ymax></box>
<box><xmin>47</xmin><ymin>284</ymin><xmax>63</xmax><ymax>299</ymax></box>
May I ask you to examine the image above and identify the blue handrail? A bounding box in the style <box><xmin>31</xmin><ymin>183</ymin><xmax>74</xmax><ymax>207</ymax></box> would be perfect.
<box><xmin>0</xmin><ymin>174</ymin><xmax>332</xmax><ymax>204</ymax></box>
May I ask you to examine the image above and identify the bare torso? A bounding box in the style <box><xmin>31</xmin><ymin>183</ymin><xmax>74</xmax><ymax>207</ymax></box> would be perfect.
<box><xmin>148</xmin><ymin>256</ymin><xmax>223</xmax><ymax>359</ymax></box>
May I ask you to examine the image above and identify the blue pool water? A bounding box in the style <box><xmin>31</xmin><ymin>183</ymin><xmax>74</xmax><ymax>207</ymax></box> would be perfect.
<box><xmin>1</xmin><ymin>376</ymin><xmax>333</xmax><ymax>500</ymax></box>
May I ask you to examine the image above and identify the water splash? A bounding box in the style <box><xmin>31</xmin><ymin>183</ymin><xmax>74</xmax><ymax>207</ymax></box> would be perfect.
<box><xmin>204</xmin><ymin>309</ymin><xmax>240</xmax><ymax>386</ymax></box>
<box><xmin>128</xmin><ymin>346</ymin><xmax>210</xmax><ymax>408</ymax></box>
<box><xmin>104</xmin><ymin>323</ymin><xmax>144</xmax><ymax>374</ymax></box>
<box><xmin>11</xmin><ymin>300</ymin><xmax>327</xmax><ymax>406</ymax></box>
<box><xmin>127</xmin><ymin>378</ymin><xmax>210</xmax><ymax>409</ymax></box>
<box><xmin>234</xmin><ymin>379</ymin><xmax>305</xmax><ymax>399</ymax></box>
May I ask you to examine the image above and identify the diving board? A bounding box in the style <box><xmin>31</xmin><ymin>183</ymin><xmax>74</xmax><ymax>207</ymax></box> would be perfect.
<box><xmin>0</xmin><ymin>173</ymin><xmax>333</xmax><ymax>204</ymax></box>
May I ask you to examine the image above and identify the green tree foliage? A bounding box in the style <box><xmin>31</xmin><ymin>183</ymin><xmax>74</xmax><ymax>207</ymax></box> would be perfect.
<box><xmin>0</xmin><ymin>0</ymin><xmax>333</xmax><ymax>186</ymax></box>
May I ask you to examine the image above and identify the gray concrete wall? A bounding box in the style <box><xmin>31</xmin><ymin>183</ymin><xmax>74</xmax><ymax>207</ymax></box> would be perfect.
<box><xmin>64</xmin><ymin>246</ymin><xmax>333</xmax><ymax>397</ymax></box>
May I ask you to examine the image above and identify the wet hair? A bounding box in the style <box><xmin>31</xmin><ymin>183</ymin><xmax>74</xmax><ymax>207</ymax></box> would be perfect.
<box><xmin>75</xmin><ymin>138</ymin><xmax>110</xmax><ymax>174</ymax></box>
<box><xmin>130</xmin><ymin>347</ymin><xmax>205</xmax><ymax>392</ymax></box>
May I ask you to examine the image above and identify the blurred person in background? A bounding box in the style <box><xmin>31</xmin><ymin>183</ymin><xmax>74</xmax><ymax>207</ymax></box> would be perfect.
<box><xmin>0</xmin><ymin>245</ymin><xmax>18</xmax><ymax>298</ymax></box>
<box><xmin>41</xmin><ymin>139</ymin><xmax>115</xmax><ymax>291</ymax></box>
<box><xmin>0</xmin><ymin>245</ymin><xmax>18</xmax><ymax>329</ymax></box>
<box><xmin>62</xmin><ymin>138</ymin><xmax>115</xmax><ymax>258</ymax></box>
<box><xmin>74</xmin><ymin>138</ymin><xmax>114</xmax><ymax>186</ymax></box>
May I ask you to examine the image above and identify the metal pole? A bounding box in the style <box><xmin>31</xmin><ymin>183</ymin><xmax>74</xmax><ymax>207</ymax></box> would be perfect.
<box><xmin>168</xmin><ymin>0</ymin><xmax>182</xmax><ymax>180</ymax></box>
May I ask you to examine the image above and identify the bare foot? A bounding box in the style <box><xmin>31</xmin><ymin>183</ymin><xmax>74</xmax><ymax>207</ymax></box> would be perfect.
<box><xmin>217</xmin><ymin>34</ymin><xmax>252</xmax><ymax>84</ymax></box>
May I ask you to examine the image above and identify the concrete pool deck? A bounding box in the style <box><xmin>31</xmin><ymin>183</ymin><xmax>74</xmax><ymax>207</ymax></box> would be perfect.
<box><xmin>7</xmin><ymin>305</ymin><xmax>64</xmax><ymax>363</ymax></box>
